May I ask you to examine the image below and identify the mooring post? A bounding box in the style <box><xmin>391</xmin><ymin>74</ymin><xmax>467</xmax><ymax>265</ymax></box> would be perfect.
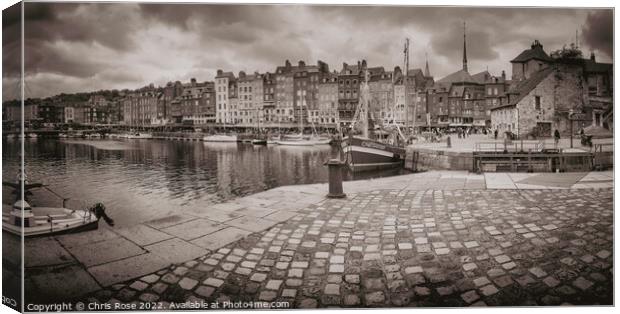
<box><xmin>446</xmin><ymin>136</ymin><xmax>451</xmax><ymax>148</ymax></box>
<box><xmin>326</xmin><ymin>159</ymin><xmax>346</xmax><ymax>199</ymax></box>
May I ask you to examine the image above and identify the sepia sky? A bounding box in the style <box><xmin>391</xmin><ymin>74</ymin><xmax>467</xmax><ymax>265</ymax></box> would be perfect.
<box><xmin>1</xmin><ymin>2</ymin><xmax>614</xmax><ymax>101</ymax></box>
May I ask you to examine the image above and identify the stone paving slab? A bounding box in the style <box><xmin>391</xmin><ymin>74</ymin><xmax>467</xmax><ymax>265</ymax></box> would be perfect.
<box><xmin>235</xmin><ymin>195</ymin><xmax>280</xmax><ymax>208</ymax></box>
<box><xmin>161</xmin><ymin>218</ymin><xmax>225</xmax><ymax>240</ymax></box>
<box><xmin>25</xmin><ymin>237</ymin><xmax>75</xmax><ymax>268</ymax></box>
<box><xmin>144</xmin><ymin>214</ymin><xmax>197</xmax><ymax>229</ymax></box>
<box><xmin>56</xmin><ymin>227</ymin><xmax>119</xmax><ymax>247</ymax></box>
<box><xmin>64</xmin><ymin>235</ymin><xmax>146</xmax><ymax>267</ymax></box>
<box><xmin>187</xmin><ymin>209</ymin><xmax>243</xmax><ymax>223</ymax></box>
<box><xmin>224</xmin><ymin>215</ymin><xmax>279</xmax><ymax>233</ymax></box>
<box><xmin>210</xmin><ymin>202</ymin><xmax>246</xmax><ymax>213</ymax></box>
<box><xmin>484</xmin><ymin>173</ymin><xmax>517</xmax><ymax>189</ymax></box>
<box><xmin>190</xmin><ymin>227</ymin><xmax>253</xmax><ymax>250</ymax></box>
<box><xmin>263</xmin><ymin>210</ymin><xmax>300</xmax><ymax>223</ymax></box>
<box><xmin>27</xmin><ymin>265</ymin><xmax>100</xmax><ymax>304</ymax></box>
<box><xmin>88</xmin><ymin>253</ymin><xmax>169</xmax><ymax>287</ymax></box>
<box><xmin>234</xmin><ymin>206</ymin><xmax>278</xmax><ymax>218</ymax></box>
<box><xmin>145</xmin><ymin>238</ymin><xmax>209</xmax><ymax>265</ymax></box>
<box><xmin>114</xmin><ymin>224</ymin><xmax>175</xmax><ymax>246</ymax></box>
<box><xmin>516</xmin><ymin>173</ymin><xmax>588</xmax><ymax>188</ymax></box>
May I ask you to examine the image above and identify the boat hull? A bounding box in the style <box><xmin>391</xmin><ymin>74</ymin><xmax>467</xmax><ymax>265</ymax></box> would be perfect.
<box><xmin>2</xmin><ymin>207</ymin><xmax>100</xmax><ymax>237</ymax></box>
<box><xmin>342</xmin><ymin>136</ymin><xmax>405</xmax><ymax>172</ymax></box>
<box><xmin>276</xmin><ymin>140</ymin><xmax>316</xmax><ymax>146</ymax></box>
<box><xmin>203</xmin><ymin>135</ymin><xmax>238</xmax><ymax>142</ymax></box>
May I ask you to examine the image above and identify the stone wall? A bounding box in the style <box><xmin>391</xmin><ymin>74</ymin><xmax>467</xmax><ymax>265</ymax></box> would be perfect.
<box><xmin>516</xmin><ymin>65</ymin><xmax>587</xmax><ymax>137</ymax></box>
<box><xmin>405</xmin><ymin>147</ymin><xmax>474</xmax><ymax>171</ymax></box>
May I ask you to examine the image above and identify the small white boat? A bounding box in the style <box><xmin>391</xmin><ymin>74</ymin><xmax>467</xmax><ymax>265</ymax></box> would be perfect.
<box><xmin>275</xmin><ymin>139</ymin><xmax>317</xmax><ymax>146</ymax></box>
<box><xmin>251</xmin><ymin>139</ymin><xmax>267</xmax><ymax>145</ymax></box>
<box><xmin>203</xmin><ymin>134</ymin><xmax>238</xmax><ymax>142</ymax></box>
<box><xmin>126</xmin><ymin>132</ymin><xmax>153</xmax><ymax>139</ymax></box>
<box><xmin>2</xmin><ymin>200</ymin><xmax>100</xmax><ymax>237</ymax></box>
<box><xmin>89</xmin><ymin>133</ymin><xmax>102</xmax><ymax>138</ymax></box>
<box><xmin>1</xmin><ymin>180</ymin><xmax>112</xmax><ymax>237</ymax></box>
<box><xmin>28</xmin><ymin>133</ymin><xmax>38</xmax><ymax>138</ymax></box>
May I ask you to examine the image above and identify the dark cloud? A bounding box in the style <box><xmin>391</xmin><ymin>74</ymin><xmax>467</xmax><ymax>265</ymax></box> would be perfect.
<box><xmin>1</xmin><ymin>3</ymin><xmax>613</xmax><ymax>102</ymax></box>
<box><xmin>430</xmin><ymin>21</ymin><xmax>500</xmax><ymax>62</ymax></box>
<box><xmin>139</xmin><ymin>4</ymin><xmax>285</xmax><ymax>31</ymax></box>
<box><xmin>582</xmin><ymin>10</ymin><xmax>613</xmax><ymax>59</ymax></box>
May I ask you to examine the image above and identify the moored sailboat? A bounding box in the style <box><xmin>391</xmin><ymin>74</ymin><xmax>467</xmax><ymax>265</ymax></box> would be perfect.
<box><xmin>341</xmin><ymin>64</ymin><xmax>406</xmax><ymax>172</ymax></box>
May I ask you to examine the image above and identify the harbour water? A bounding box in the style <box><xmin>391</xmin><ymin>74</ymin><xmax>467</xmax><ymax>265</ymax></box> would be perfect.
<box><xmin>2</xmin><ymin>138</ymin><xmax>407</xmax><ymax>227</ymax></box>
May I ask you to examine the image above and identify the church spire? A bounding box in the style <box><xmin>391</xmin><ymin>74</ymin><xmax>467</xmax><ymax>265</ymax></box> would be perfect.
<box><xmin>424</xmin><ymin>51</ymin><xmax>431</xmax><ymax>77</ymax></box>
<box><xmin>462</xmin><ymin>21</ymin><xmax>468</xmax><ymax>72</ymax></box>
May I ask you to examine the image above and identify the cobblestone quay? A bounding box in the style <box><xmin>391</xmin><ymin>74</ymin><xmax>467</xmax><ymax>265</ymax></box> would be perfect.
<box><xmin>79</xmin><ymin>182</ymin><xmax>612</xmax><ymax>308</ymax></box>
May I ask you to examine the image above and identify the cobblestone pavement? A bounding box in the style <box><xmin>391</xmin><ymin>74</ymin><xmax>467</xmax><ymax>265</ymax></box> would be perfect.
<box><xmin>78</xmin><ymin>187</ymin><xmax>613</xmax><ymax>308</ymax></box>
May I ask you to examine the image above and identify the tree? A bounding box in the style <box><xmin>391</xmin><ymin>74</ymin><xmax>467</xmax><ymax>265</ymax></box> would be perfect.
<box><xmin>550</xmin><ymin>43</ymin><xmax>583</xmax><ymax>61</ymax></box>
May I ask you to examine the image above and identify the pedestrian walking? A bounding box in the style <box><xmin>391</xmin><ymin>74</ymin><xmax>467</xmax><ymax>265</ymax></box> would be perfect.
<box><xmin>494</xmin><ymin>129</ymin><xmax>498</xmax><ymax>140</ymax></box>
<box><xmin>554</xmin><ymin>129</ymin><xmax>560</xmax><ymax>147</ymax></box>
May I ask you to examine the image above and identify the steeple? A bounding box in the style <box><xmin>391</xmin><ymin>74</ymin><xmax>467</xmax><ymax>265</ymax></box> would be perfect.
<box><xmin>462</xmin><ymin>21</ymin><xmax>468</xmax><ymax>72</ymax></box>
<box><xmin>424</xmin><ymin>52</ymin><xmax>431</xmax><ymax>77</ymax></box>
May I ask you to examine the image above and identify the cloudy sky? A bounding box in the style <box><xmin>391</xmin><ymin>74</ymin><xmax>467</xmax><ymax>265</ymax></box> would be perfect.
<box><xmin>2</xmin><ymin>2</ymin><xmax>613</xmax><ymax>101</ymax></box>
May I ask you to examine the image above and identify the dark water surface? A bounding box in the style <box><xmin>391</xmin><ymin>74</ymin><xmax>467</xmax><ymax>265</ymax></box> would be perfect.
<box><xmin>2</xmin><ymin>138</ymin><xmax>407</xmax><ymax>227</ymax></box>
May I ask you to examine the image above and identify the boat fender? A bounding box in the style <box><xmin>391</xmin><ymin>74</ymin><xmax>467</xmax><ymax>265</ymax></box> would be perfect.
<box><xmin>91</xmin><ymin>203</ymin><xmax>115</xmax><ymax>226</ymax></box>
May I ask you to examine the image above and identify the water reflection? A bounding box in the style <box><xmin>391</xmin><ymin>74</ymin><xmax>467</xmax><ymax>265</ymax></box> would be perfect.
<box><xmin>2</xmin><ymin>138</ymin><xmax>407</xmax><ymax>227</ymax></box>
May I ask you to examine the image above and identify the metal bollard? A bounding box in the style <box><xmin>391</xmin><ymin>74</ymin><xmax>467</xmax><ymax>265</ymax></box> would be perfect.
<box><xmin>326</xmin><ymin>159</ymin><xmax>346</xmax><ymax>199</ymax></box>
<box><xmin>446</xmin><ymin>136</ymin><xmax>451</xmax><ymax>148</ymax></box>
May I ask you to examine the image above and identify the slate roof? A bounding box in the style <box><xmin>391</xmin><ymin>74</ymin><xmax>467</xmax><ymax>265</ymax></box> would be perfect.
<box><xmin>584</xmin><ymin>60</ymin><xmax>613</xmax><ymax>73</ymax></box>
<box><xmin>215</xmin><ymin>71</ymin><xmax>235</xmax><ymax>79</ymax></box>
<box><xmin>471</xmin><ymin>71</ymin><xmax>491</xmax><ymax>84</ymax></box>
<box><xmin>437</xmin><ymin>69</ymin><xmax>477</xmax><ymax>84</ymax></box>
<box><xmin>511</xmin><ymin>44</ymin><xmax>553</xmax><ymax>63</ymax></box>
<box><xmin>491</xmin><ymin>67</ymin><xmax>554</xmax><ymax>110</ymax></box>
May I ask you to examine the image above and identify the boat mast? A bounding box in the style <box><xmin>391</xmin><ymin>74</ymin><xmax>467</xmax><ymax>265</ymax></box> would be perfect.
<box><xmin>404</xmin><ymin>38</ymin><xmax>409</xmax><ymax>131</ymax></box>
<box><xmin>361</xmin><ymin>68</ymin><xmax>370</xmax><ymax>139</ymax></box>
<box><xmin>410</xmin><ymin>38</ymin><xmax>417</xmax><ymax>134</ymax></box>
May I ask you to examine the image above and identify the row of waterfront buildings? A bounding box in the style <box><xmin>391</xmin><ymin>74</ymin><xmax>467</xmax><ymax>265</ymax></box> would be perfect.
<box><xmin>3</xmin><ymin>38</ymin><xmax>613</xmax><ymax>137</ymax></box>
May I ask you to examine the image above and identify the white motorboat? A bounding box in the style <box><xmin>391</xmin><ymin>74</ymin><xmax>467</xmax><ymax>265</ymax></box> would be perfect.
<box><xmin>2</xmin><ymin>180</ymin><xmax>113</xmax><ymax>237</ymax></box>
<box><xmin>126</xmin><ymin>132</ymin><xmax>153</xmax><ymax>139</ymax></box>
<box><xmin>204</xmin><ymin>134</ymin><xmax>238</xmax><ymax>142</ymax></box>
<box><xmin>2</xmin><ymin>200</ymin><xmax>100</xmax><ymax>237</ymax></box>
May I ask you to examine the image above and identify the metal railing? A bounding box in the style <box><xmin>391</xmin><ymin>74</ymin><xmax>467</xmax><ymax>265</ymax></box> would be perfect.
<box><xmin>474</xmin><ymin>140</ymin><xmax>548</xmax><ymax>153</ymax></box>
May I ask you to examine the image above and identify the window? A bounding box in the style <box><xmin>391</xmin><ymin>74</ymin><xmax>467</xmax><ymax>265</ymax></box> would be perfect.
<box><xmin>535</xmin><ymin>96</ymin><xmax>541</xmax><ymax>110</ymax></box>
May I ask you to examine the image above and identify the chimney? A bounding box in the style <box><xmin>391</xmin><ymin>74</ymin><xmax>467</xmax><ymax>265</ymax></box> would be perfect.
<box><xmin>342</xmin><ymin>62</ymin><xmax>348</xmax><ymax>71</ymax></box>
<box><xmin>590</xmin><ymin>52</ymin><xmax>596</xmax><ymax>62</ymax></box>
<box><xmin>298</xmin><ymin>60</ymin><xmax>305</xmax><ymax>68</ymax></box>
<box><xmin>285</xmin><ymin>60</ymin><xmax>291</xmax><ymax>68</ymax></box>
<box><xmin>531</xmin><ymin>40</ymin><xmax>543</xmax><ymax>50</ymax></box>
<box><xmin>217</xmin><ymin>69</ymin><xmax>223</xmax><ymax>76</ymax></box>
<box><xmin>239</xmin><ymin>71</ymin><xmax>246</xmax><ymax>78</ymax></box>
<box><xmin>190</xmin><ymin>78</ymin><xmax>196</xmax><ymax>86</ymax></box>
<box><xmin>501</xmin><ymin>70</ymin><xmax>506</xmax><ymax>81</ymax></box>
